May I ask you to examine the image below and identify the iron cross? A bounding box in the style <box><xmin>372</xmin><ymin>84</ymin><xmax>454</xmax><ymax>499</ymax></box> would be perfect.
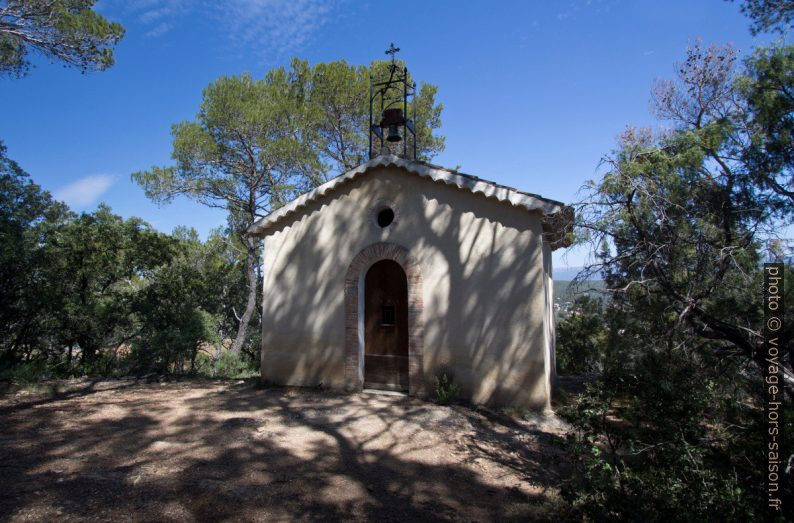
<box><xmin>385</xmin><ymin>43</ymin><xmax>400</xmax><ymax>62</ymax></box>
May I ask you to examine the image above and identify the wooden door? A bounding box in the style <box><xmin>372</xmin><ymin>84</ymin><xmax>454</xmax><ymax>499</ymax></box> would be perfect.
<box><xmin>364</xmin><ymin>260</ymin><xmax>408</xmax><ymax>390</ymax></box>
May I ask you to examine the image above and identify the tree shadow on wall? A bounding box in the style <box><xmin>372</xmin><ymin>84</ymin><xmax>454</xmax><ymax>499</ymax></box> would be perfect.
<box><xmin>264</xmin><ymin>170</ymin><xmax>551</xmax><ymax>407</ymax></box>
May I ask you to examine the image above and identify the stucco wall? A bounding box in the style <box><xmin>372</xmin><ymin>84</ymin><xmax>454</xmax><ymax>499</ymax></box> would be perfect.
<box><xmin>259</xmin><ymin>165</ymin><xmax>553</xmax><ymax>409</ymax></box>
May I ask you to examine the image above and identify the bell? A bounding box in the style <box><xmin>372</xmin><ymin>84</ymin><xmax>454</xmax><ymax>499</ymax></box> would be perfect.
<box><xmin>386</xmin><ymin>124</ymin><xmax>402</xmax><ymax>142</ymax></box>
<box><xmin>379</xmin><ymin>108</ymin><xmax>405</xmax><ymax>143</ymax></box>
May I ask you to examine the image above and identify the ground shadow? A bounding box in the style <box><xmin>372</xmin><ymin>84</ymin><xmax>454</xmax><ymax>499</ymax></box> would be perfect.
<box><xmin>0</xmin><ymin>379</ymin><xmax>569</xmax><ymax>521</ymax></box>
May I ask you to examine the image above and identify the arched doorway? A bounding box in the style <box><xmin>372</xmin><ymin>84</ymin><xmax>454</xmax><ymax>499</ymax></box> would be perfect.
<box><xmin>364</xmin><ymin>260</ymin><xmax>408</xmax><ymax>390</ymax></box>
<box><xmin>344</xmin><ymin>242</ymin><xmax>424</xmax><ymax>396</ymax></box>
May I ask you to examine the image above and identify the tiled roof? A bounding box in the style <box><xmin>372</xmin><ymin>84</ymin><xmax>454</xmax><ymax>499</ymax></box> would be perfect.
<box><xmin>248</xmin><ymin>153</ymin><xmax>573</xmax><ymax>248</ymax></box>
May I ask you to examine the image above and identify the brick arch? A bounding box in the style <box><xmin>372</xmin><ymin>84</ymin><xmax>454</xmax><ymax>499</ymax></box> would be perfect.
<box><xmin>344</xmin><ymin>242</ymin><xmax>424</xmax><ymax>396</ymax></box>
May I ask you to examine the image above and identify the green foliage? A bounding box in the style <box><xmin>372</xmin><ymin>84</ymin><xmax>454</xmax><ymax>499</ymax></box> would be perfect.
<box><xmin>193</xmin><ymin>352</ymin><xmax>214</xmax><ymax>375</ymax></box>
<box><xmin>73</xmin><ymin>350</ymin><xmax>126</xmax><ymax>378</ymax></box>
<box><xmin>567</xmin><ymin>37</ymin><xmax>794</xmax><ymax>520</ymax></box>
<box><xmin>737</xmin><ymin>43</ymin><xmax>794</xmax><ymax>213</ymax></box>
<box><xmin>554</xmin><ymin>279</ymin><xmax>606</xmax><ymax>306</ymax></box>
<box><xmin>560</xmin><ymin>321</ymin><xmax>767</xmax><ymax>521</ymax></box>
<box><xmin>191</xmin><ymin>350</ymin><xmax>257</xmax><ymax>378</ymax></box>
<box><xmin>556</xmin><ymin>296</ymin><xmax>607</xmax><ymax>374</ymax></box>
<box><xmin>0</xmin><ymin>141</ymin><xmax>251</xmax><ymax>380</ymax></box>
<box><xmin>134</xmin><ymin>232</ymin><xmax>215</xmax><ymax>372</ymax></box>
<box><xmin>131</xmin><ymin>59</ymin><xmax>445</xmax><ymax>356</ymax></box>
<box><xmin>131</xmin><ymin>69</ymin><xmax>321</xmax><ymax>355</ymax></box>
<box><xmin>581</xmin><ymin>40</ymin><xmax>789</xmax><ymax>370</ymax></box>
<box><xmin>132</xmin><ymin>71</ymin><xmax>323</xmax><ymax>215</ymax></box>
<box><xmin>0</xmin><ymin>141</ymin><xmax>71</xmax><ymax>368</ymax></box>
<box><xmin>131</xmin><ymin>59</ymin><xmax>445</xmax><ymax>216</ymax></box>
<box><xmin>304</xmin><ymin>57</ymin><xmax>445</xmax><ymax>170</ymax></box>
<box><xmin>433</xmin><ymin>373</ymin><xmax>460</xmax><ymax>405</ymax></box>
<box><xmin>212</xmin><ymin>350</ymin><xmax>255</xmax><ymax>378</ymax></box>
<box><xmin>734</xmin><ymin>0</ymin><xmax>794</xmax><ymax>35</ymax></box>
<box><xmin>0</xmin><ymin>0</ymin><xmax>124</xmax><ymax>78</ymax></box>
<box><xmin>0</xmin><ymin>359</ymin><xmax>53</xmax><ymax>384</ymax></box>
<box><xmin>43</xmin><ymin>205</ymin><xmax>175</xmax><ymax>365</ymax></box>
<box><xmin>132</xmin><ymin>225</ymin><xmax>255</xmax><ymax>374</ymax></box>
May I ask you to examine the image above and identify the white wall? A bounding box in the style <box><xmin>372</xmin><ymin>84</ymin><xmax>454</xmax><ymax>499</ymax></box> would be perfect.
<box><xmin>259</xmin><ymin>166</ymin><xmax>552</xmax><ymax>408</ymax></box>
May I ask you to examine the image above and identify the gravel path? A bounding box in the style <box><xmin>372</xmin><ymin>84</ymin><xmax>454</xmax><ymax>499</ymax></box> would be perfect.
<box><xmin>0</xmin><ymin>378</ymin><xmax>569</xmax><ymax>522</ymax></box>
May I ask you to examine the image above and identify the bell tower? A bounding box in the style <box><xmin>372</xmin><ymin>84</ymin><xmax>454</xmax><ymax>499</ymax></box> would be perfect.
<box><xmin>368</xmin><ymin>43</ymin><xmax>417</xmax><ymax>160</ymax></box>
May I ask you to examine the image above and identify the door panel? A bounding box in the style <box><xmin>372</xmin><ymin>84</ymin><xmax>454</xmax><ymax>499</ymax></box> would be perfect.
<box><xmin>364</xmin><ymin>260</ymin><xmax>408</xmax><ymax>390</ymax></box>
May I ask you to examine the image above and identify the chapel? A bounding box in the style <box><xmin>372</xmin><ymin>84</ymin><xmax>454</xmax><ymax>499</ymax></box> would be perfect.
<box><xmin>247</xmin><ymin>54</ymin><xmax>572</xmax><ymax>410</ymax></box>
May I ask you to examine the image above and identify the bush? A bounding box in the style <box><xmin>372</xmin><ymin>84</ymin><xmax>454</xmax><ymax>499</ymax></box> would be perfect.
<box><xmin>193</xmin><ymin>351</ymin><xmax>214</xmax><ymax>375</ymax></box>
<box><xmin>556</xmin><ymin>295</ymin><xmax>607</xmax><ymax>374</ymax></box>
<box><xmin>433</xmin><ymin>373</ymin><xmax>460</xmax><ymax>405</ymax></box>
<box><xmin>558</xmin><ymin>319</ymin><xmax>770</xmax><ymax>521</ymax></box>
<box><xmin>75</xmin><ymin>351</ymin><xmax>126</xmax><ymax>377</ymax></box>
<box><xmin>0</xmin><ymin>360</ymin><xmax>52</xmax><ymax>384</ymax></box>
<box><xmin>212</xmin><ymin>350</ymin><xmax>256</xmax><ymax>378</ymax></box>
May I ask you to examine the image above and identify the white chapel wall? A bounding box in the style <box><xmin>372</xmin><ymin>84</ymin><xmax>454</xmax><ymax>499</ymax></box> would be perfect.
<box><xmin>259</xmin><ymin>166</ymin><xmax>551</xmax><ymax>408</ymax></box>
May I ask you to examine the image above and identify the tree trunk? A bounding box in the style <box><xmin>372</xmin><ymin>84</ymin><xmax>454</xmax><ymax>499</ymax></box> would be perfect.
<box><xmin>80</xmin><ymin>341</ymin><xmax>97</xmax><ymax>366</ymax></box>
<box><xmin>230</xmin><ymin>237</ymin><xmax>258</xmax><ymax>354</ymax></box>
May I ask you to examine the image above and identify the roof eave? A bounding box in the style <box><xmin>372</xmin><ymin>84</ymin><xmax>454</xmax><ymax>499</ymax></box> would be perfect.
<box><xmin>247</xmin><ymin>154</ymin><xmax>573</xmax><ymax>243</ymax></box>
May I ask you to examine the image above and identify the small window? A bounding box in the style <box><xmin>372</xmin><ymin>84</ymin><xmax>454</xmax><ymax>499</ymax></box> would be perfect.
<box><xmin>381</xmin><ymin>304</ymin><xmax>396</xmax><ymax>326</ymax></box>
<box><xmin>377</xmin><ymin>208</ymin><xmax>394</xmax><ymax>228</ymax></box>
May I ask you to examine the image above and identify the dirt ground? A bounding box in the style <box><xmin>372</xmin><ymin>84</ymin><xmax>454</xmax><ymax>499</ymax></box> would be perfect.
<box><xmin>0</xmin><ymin>378</ymin><xmax>571</xmax><ymax>522</ymax></box>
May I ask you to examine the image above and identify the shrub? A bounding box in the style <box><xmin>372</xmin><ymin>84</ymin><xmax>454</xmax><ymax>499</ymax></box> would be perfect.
<box><xmin>556</xmin><ymin>295</ymin><xmax>607</xmax><ymax>374</ymax></box>
<box><xmin>75</xmin><ymin>351</ymin><xmax>126</xmax><ymax>377</ymax></box>
<box><xmin>433</xmin><ymin>373</ymin><xmax>460</xmax><ymax>405</ymax></box>
<box><xmin>0</xmin><ymin>360</ymin><xmax>51</xmax><ymax>384</ymax></box>
<box><xmin>558</xmin><ymin>320</ymin><xmax>769</xmax><ymax>521</ymax></box>
<box><xmin>193</xmin><ymin>351</ymin><xmax>214</xmax><ymax>375</ymax></box>
<box><xmin>213</xmin><ymin>350</ymin><xmax>254</xmax><ymax>378</ymax></box>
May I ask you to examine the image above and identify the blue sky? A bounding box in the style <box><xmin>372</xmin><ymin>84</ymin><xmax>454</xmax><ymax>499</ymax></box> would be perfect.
<box><xmin>0</xmin><ymin>0</ymin><xmax>775</xmax><ymax>269</ymax></box>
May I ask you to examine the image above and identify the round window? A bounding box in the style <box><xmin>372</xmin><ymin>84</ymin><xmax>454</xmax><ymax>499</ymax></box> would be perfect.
<box><xmin>377</xmin><ymin>207</ymin><xmax>395</xmax><ymax>228</ymax></box>
<box><xmin>370</xmin><ymin>199</ymin><xmax>398</xmax><ymax>229</ymax></box>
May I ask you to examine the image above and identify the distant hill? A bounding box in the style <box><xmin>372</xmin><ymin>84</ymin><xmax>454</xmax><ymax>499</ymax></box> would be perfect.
<box><xmin>554</xmin><ymin>266</ymin><xmax>602</xmax><ymax>281</ymax></box>
<box><xmin>553</xmin><ymin>280</ymin><xmax>607</xmax><ymax>311</ymax></box>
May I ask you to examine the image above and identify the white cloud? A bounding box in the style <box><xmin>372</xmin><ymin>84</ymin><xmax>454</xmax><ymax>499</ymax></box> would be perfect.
<box><xmin>55</xmin><ymin>175</ymin><xmax>114</xmax><ymax>208</ymax></box>
<box><xmin>221</xmin><ymin>0</ymin><xmax>336</xmax><ymax>58</ymax></box>
<box><xmin>139</xmin><ymin>6</ymin><xmax>176</xmax><ymax>23</ymax></box>
<box><xmin>106</xmin><ymin>0</ymin><xmax>341</xmax><ymax>56</ymax></box>
<box><xmin>145</xmin><ymin>21</ymin><xmax>173</xmax><ymax>37</ymax></box>
<box><xmin>556</xmin><ymin>0</ymin><xmax>619</xmax><ymax>22</ymax></box>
